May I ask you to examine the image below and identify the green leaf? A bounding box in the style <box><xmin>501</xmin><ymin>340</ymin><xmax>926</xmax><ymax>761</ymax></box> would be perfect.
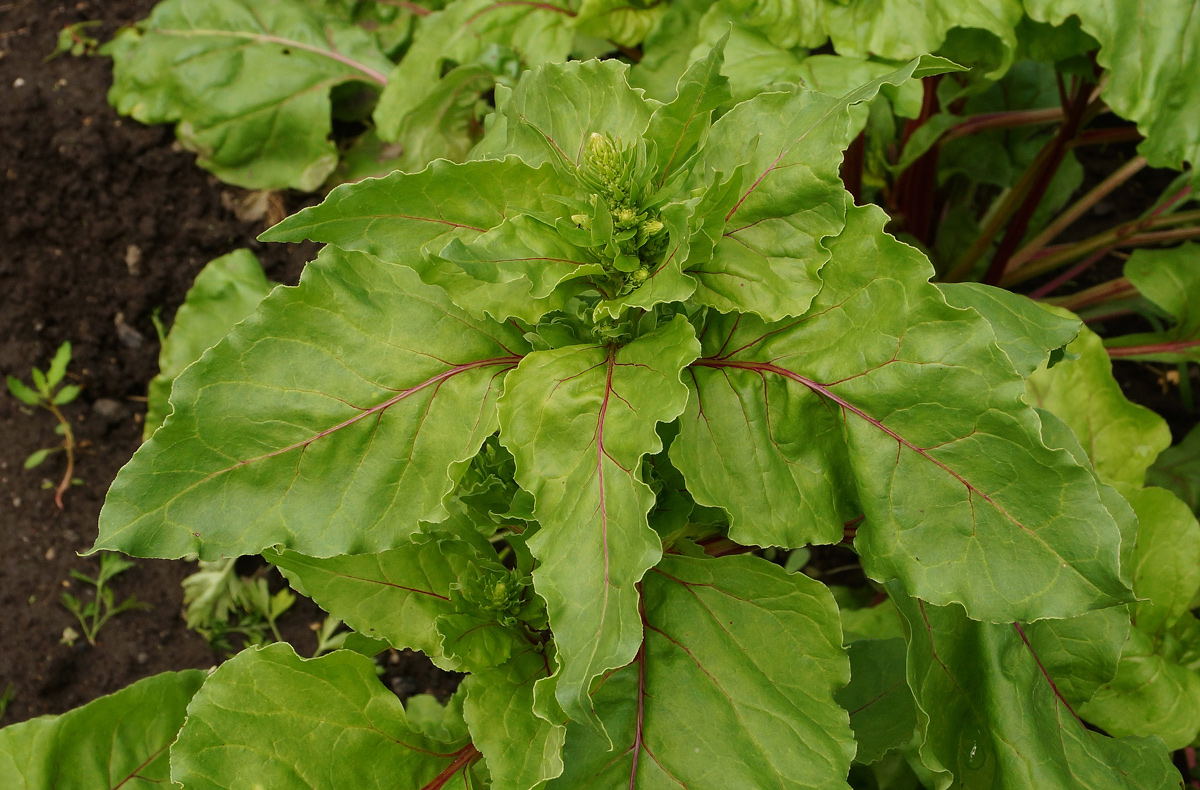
<box><xmin>6</xmin><ymin>375</ymin><xmax>40</xmax><ymax>406</ymax></box>
<box><xmin>1148</xmin><ymin>423</ymin><xmax>1200</xmax><ymax>515</ymax></box>
<box><xmin>1105</xmin><ymin>244</ymin><xmax>1200</xmax><ymax>362</ymax></box>
<box><xmin>893</xmin><ymin>591</ymin><xmax>1174</xmax><ymax>789</ymax></box>
<box><xmin>1027</xmin><ymin>322</ymin><xmax>1171</xmax><ymax>487</ymax></box>
<box><xmin>146</xmin><ymin>249</ymin><xmax>273</xmax><ymax>439</ymax></box>
<box><xmin>0</xmin><ymin>669</ymin><xmax>204</xmax><ymax>788</ymax></box>
<box><xmin>1026</xmin><ymin>0</ymin><xmax>1200</xmax><ymax>179</ymax></box>
<box><xmin>94</xmin><ymin>246</ymin><xmax>528</xmax><ymax>561</ymax></box>
<box><xmin>835</xmin><ymin>638</ymin><xmax>918</xmax><ymax>765</ymax></box>
<box><xmin>50</xmin><ymin>384</ymin><xmax>80</xmax><ymax>406</ymax></box>
<box><xmin>628</xmin><ymin>0</ymin><xmax>715</xmax><ymax>102</ymax></box>
<box><xmin>498</xmin><ymin>315</ymin><xmax>699</xmax><ymax>730</ymax></box>
<box><xmin>463</xmin><ymin>647</ymin><xmax>566</xmax><ymax>790</ymax></box>
<box><xmin>547</xmin><ymin>552</ymin><xmax>855</xmax><ymax>789</ymax></box>
<box><xmin>646</xmin><ymin>39</ymin><xmax>731</xmax><ymax>189</ymax></box>
<box><xmin>171</xmin><ymin>644</ymin><xmax>480</xmax><ymax>789</ymax></box>
<box><xmin>573</xmin><ymin>0</ymin><xmax>666</xmax><ymax>45</ymax></box>
<box><xmin>672</xmin><ymin>204</ymin><xmax>1130</xmax><ymax>622</ymax></box>
<box><xmin>938</xmin><ymin>283</ymin><xmax>1079</xmax><ymax>377</ymax></box>
<box><xmin>688</xmin><ymin>55</ymin><xmax>958</xmax><ymax>320</ymax></box>
<box><xmin>378</xmin><ymin>64</ymin><xmax>497</xmax><ymax>174</ymax></box>
<box><xmin>374</xmin><ymin>0</ymin><xmax>574</xmax><ymax>146</ymax></box>
<box><xmin>45</xmin><ymin>342</ymin><xmax>71</xmax><ymax>388</ymax></box>
<box><xmin>106</xmin><ymin>0</ymin><xmax>394</xmax><ymax>190</ymax></box>
<box><xmin>23</xmin><ymin>448</ymin><xmax>53</xmax><ymax>470</ymax></box>
<box><xmin>472</xmin><ymin>59</ymin><xmax>655</xmax><ymax>173</ymax></box>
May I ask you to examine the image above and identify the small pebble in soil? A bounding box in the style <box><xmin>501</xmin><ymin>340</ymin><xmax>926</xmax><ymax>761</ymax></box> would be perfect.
<box><xmin>92</xmin><ymin>398</ymin><xmax>128</xmax><ymax>425</ymax></box>
<box><xmin>125</xmin><ymin>244</ymin><xmax>143</xmax><ymax>276</ymax></box>
<box><xmin>44</xmin><ymin>547</ymin><xmax>55</xmax><ymax>560</ymax></box>
<box><xmin>113</xmin><ymin>312</ymin><xmax>145</xmax><ymax>348</ymax></box>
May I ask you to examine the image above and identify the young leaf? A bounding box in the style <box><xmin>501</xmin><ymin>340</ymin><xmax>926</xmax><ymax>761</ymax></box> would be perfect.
<box><xmin>498</xmin><ymin>315</ymin><xmax>700</xmax><ymax>730</ymax></box>
<box><xmin>688</xmin><ymin>55</ymin><xmax>958</xmax><ymax>320</ymax></box>
<box><xmin>146</xmin><ymin>249</ymin><xmax>274</xmax><ymax>439</ymax></box>
<box><xmin>0</xmin><ymin>669</ymin><xmax>204</xmax><ymax>787</ymax></box>
<box><xmin>94</xmin><ymin>246</ymin><xmax>528</xmax><ymax>560</ymax></box>
<box><xmin>547</xmin><ymin>552</ymin><xmax>855</xmax><ymax>789</ymax></box>
<box><xmin>50</xmin><ymin>385</ymin><xmax>80</xmax><ymax>406</ymax></box>
<box><xmin>892</xmin><ymin>590</ymin><xmax>1175</xmax><ymax>789</ymax></box>
<box><xmin>6</xmin><ymin>375</ymin><xmax>40</xmax><ymax>406</ymax></box>
<box><xmin>171</xmin><ymin>644</ymin><xmax>481</xmax><ymax>789</ymax></box>
<box><xmin>45</xmin><ymin>342</ymin><xmax>71</xmax><ymax>388</ymax></box>
<box><xmin>1027</xmin><ymin>322</ymin><xmax>1171</xmax><ymax>487</ymax></box>
<box><xmin>1104</xmin><ymin>244</ymin><xmax>1200</xmax><ymax>361</ymax></box>
<box><xmin>23</xmin><ymin>448</ymin><xmax>52</xmax><ymax>470</ymax></box>
<box><xmin>105</xmin><ymin>0</ymin><xmax>394</xmax><ymax>190</ymax></box>
<box><xmin>672</xmin><ymin>205</ymin><xmax>1131</xmax><ymax>622</ymax></box>
<box><xmin>1026</xmin><ymin>0</ymin><xmax>1200</xmax><ymax>179</ymax></box>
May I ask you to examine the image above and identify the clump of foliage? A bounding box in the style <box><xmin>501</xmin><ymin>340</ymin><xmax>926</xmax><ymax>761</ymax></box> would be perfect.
<box><xmin>8</xmin><ymin>1</ymin><xmax>1200</xmax><ymax>788</ymax></box>
<box><xmin>181</xmin><ymin>558</ymin><xmax>297</xmax><ymax>652</ymax></box>
<box><xmin>6</xmin><ymin>342</ymin><xmax>81</xmax><ymax>509</ymax></box>
<box><xmin>60</xmin><ymin>553</ymin><xmax>151</xmax><ymax>647</ymax></box>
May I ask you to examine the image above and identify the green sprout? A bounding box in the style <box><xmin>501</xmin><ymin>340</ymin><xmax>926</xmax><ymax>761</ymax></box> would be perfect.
<box><xmin>61</xmin><ymin>553</ymin><xmax>151</xmax><ymax>647</ymax></box>
<box><xmin>181</xmin><ymin>558</ymin><xmax>296</xmax><ymax>653</ymax></box>
<box><xmin>45</xmin><ymin>21</ymin><xmax>102</xmax><ymax>62</ymax></box>
<box><xmin>7</xmin><ymin>342</ymin><xmax>81</xmax><ymax>509</ymax></box>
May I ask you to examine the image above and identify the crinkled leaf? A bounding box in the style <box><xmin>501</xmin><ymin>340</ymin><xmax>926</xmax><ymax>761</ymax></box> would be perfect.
<box><xmin>573</xmin><ymin>0</ymin><xmax>666</xmax><ymax>45</ymax></box>
<box><xmin>105</xmin><ymin>0</ymin><xmax>393</xmax><ymax>190</ymax></box>
<box><xmin>171</xmin><ymin>644</ymin><xmax>479</xmax><ymax>789</ymax></box>
<box><xmin>0</xmin><ymin>669</ymin><xmax>204</xmax><ymax>789</ymax></box>
<box><xmin>1026</xmin><ymin>0</ymin><xmax>1200</xmax><ymax>179</ymax></box>
<box><xmin>146</xmin><ymin>249</ymin><xmax>273</xmax><ymax>439</ymax></box>
<box><xmin>1027</xmin><ymin>323</ymin><xmax>1171</xmax><ymax>487</ymax></box>
<box><xmin>835</xmin><ymin>638</ymin><xmax>917</xmax><ymax>765</ymax></box>
<box><xmin>464</xmin><ymin>647</ymin><xmax>566</xmax><ymax>790</ymax></box>
<box><xmin>628</xmin><ymin>0</ymin><xmax>717</xmax><ymax>102</ymax></box>
<box><xmin>547</xmin><ymin>552</ymin><xmax>855</xmax><ymax>789</ymax></box>
<box><xmin>471</xmin><ymin>59</ymin><xmax>655</xmax><ymax>172</ymax></box>
<box><xmin>645</xmin><ymin>38</ymin><xmax>731</xmax><ymax>189</ymax></box>
<box><xmin>377</xmin><ymin>64</ymin><xmax>497</xmax><ymax>173</ymax></box>
<box><xmin>689</xmin><ymin>56</ymin><xmax>958</xmax><ymax>320</ymax></box>
<box><xmin>94</xmin><ymin>246</ymin><xmax>527</xmax><ymax>560</ymax></box>
<box><xmin>1148</xmin><ymin>423</ymin><xmax>1200</xmax><ymax>515</ymax></box>
<box><xmin>374</xmin><ymin>0</ymin><xmax>574</xmax><ymax>151</ymax></box>
<box><xmin>1105</xmin><ymin>244</ymin><xmax>1200</xmax><ymax>362</ymax></box>
<box><xmin>893</xmin><ymin>590</ymin><xmax>1174</xmax><ymax>790</ymax></box>
<box><xmin>939</xmin><ymin>283</ymin><xmax>1079</xmax><ymax>377</ymax></box>
<box><xmin>673</xmin><ymin>205</ymin><xmax>1130</xmax><ymax>622</ymax></box>
<box><xmin>498</xmin><ymin>315</ymin><xmax>699</xmax><ymax>730</ymax></box>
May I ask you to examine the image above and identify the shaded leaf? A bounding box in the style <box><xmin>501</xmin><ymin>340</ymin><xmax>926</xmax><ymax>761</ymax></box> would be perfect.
<box><xmin>146</xmin><ymin>249</ymin><xmax>274</xmax><ymax>439</ymax></box>
<box><xmin>835</xmin><ymin>638</ymin><xmax>918</xmax><ymax>765</ymax></box>
<box><xmin>106</xmin><ymin>0</ymin><xmax>393</xmax><ymax>190</ymax></box>
<box><xmin>1148</xmin><ymin>422</ymin><xmax>1200</xmax><ymax>515</ymax></box>
<box><xmin>1105</xmin><ymin>244</ymin><xmax>1200</xmax><ymax>362</ymax></box>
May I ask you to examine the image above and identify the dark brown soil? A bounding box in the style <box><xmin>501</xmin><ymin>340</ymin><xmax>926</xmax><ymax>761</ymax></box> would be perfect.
<box><xmin>0</xmin><ymin>0</ymin><xmax>456</xmax><ymax>726</ymax></box>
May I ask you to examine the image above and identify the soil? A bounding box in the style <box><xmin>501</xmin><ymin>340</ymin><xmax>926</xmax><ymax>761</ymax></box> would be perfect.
<box><xmin>0</xmin><ymin>0</ymin><xmax>457</xmax><ymax>726</ymax></box>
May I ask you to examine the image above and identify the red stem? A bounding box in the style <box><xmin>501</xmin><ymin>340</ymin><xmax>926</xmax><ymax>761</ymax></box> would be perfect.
<box><xmin>421</xmin><ymin>744</ymin><xmax>481</xmax><ymax>790</ymax></box>
<box><xmin>1027</xmin><ymin>247</ymin><xmax>1112</xmax><ymax>300</ymax></box>
<box><xmin>983</xmin><ymin>81</ymin><xmax>1093</xmax><ymax>285</ymax></box>
<box><xmin>1108</xmin><ymin>339</ymin><xmax>1200</xmax><ymax>359</ymax></box>
<box><xmin>892</xmin><ymin>76</ymin><xmax>943</xmax><ymax>246</ymax></box>
<box><xmin>842</xmin><ymin>131</ymin><xmax>865</xmax><ymax>206</ymax></box>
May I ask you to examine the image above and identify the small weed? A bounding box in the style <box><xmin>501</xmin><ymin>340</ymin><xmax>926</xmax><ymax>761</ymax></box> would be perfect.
<box><xmin>61</xmin><ymin>553</ymin><xmax>151</xmax><ymax>646</ymax></box>
<box><xmin>7</xmin><ymin>342</ymin><xmax>81</xmax><ymax>509</ymax></box>
<box><xmin>45</xmin><ymin>21</ymin><xmax>102</xmax><ymax>61</ymax></box>
<box><xmin>311</xmin><ymin>617</ymin><xmax>346</xmax><ymax>658</ymax></box>
<box><xmin>182</xmin><ymin>558</ymin><xmax>295</xmax><ymax>653</ymax></box>
<box><xmin>0</xmin><ymin>683</ymin><xmax>14</xmax><ymax>723</ymax></box>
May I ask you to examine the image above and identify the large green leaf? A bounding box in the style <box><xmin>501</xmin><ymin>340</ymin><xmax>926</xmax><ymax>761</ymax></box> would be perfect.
<box><xmin>106</xmin><ymin>0</ymin><xmax>393</xmax><ymax>190</ymax></box>
<box><xmin>94</xmin><ymin>246</ymin><xmax>527</xmax><ymax>560</ymax></box>
<box><xmin>1105</xmin><ymin>245</ymin><xmax>1200</xmax><ymax>362</ymax></box>
<box><xmin>146</xmin><ymin>249</ymin><xmax>274</xmax><ymax>439</ymax></box>
<box><xmin>688</xmin><ymin>56</ymin><xmax>957</xmax><ymax>320</ymax></box>
<box><xmin>498</xmin><ymin>315</ymin><xmax>699</xmax><ymax>730</ymax></box>
<box><xmin>645</xmin><ymin>38</ymin><xmax>731</xmax><ymax>190</ymax></box>
<box><xmin>1027</xmin><ymin>323</ymin><xmax>1171</xmax><ymax>487</ymax></box>
<box><xmin>373</xmin><ymin>0</ymin><xmax>575</xmax><ymax>161</ymax></box>
<box><xmin>171</xmin><ymin>644</ymin><xmax>481</xmax><ymax>789</ymax></box>
<box><xmin>547</xmin><ymin>551</ymin><xmax>855</xmax><ymax>789</ymax></box>
<box><xmin>893</xmin><ymin>591</ymin><xmax>1176</xmax><ymax>790</ymax></box>
<box><xmin>672</xmin><ymin>204</ymin><xmax>1130</xmax><ymax>622</ymax></box>
<box><xmin>1148</xmin><ymin>423</ymin><xmax>1200</xmax><ymax>515</ymax></box>
<box><xmin>0</xmin><ymin>670</ymin><xmax>204</xmax><ymax>789</ymax></box>
<box><xmin>1025</xmin><ymin>0</ymin><xmax>1200</xmax><ymax>180</ymax></box>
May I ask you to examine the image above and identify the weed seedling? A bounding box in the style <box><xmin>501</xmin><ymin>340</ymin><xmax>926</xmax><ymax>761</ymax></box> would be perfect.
<box><xmin>182</xmin><ymin>558</ymin><xmax>295</xmax><ymax>653</ymax></box>
<box><xmin>61</xmin><ymin>553</ymin><xmax>151</xmax><ymax>646</ymax></box>
<box><xmin>45</xmin><ymin>21</ymin><xmax>102</xmax><ymax>61</ymax></box>
<box><xmin>7</xmin><ymin>342</ymin><xmax>81</xmax><ymax>508</ymax></box>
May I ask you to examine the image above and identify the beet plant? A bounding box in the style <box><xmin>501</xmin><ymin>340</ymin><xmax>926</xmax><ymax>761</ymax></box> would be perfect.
<box><xmin>9</xmin><ymin>0</ymin><xmax>1200</xmax><ymax>788</ymax></box>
